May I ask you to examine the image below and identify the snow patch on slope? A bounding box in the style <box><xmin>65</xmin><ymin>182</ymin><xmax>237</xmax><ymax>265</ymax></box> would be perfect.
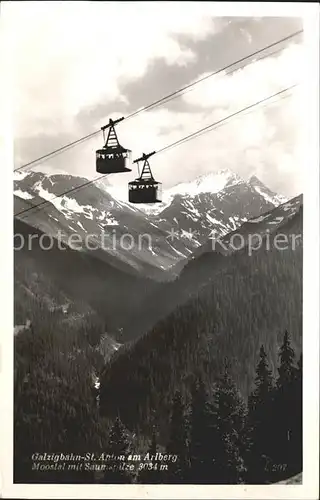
<box><xmin>249</xmin><ymin>214</ymin><xmax>271</xmax><ymax>224</ymax></box>
<box><xmin>268</xmin><ymin>216</ymin><xmax>285</xmax><ymax>225</ymax></box>
<box><xmin>253</xmin><ymin>185</ymin><xmax>288</xmax><ymax>206</ymax></box>
<box><xmin>167</xmin><ymin>240</ymin><xmax>188</xmax><ymax>258</ymax></box>
<box><xmin>206</xmin><ymin>213</ymin><xmax>227</xmax><ymax>228</ymax></box>
<box><xmin>14</xmin><ymin>189</ymin><xmax>34</xmax><ymax>200</ymax></box>
<box><xmin>14</xmin><ymin>319</ymin><xmax>31</xmax><ymax>336</ymax></box>
<box><xmin>167</xmin><ymin>169</ymin><xmax>243</xmax><ymax>198</ymax></box>
<box><xmin>248</xmin><ymin>176</ymin><xmax>288</xmax><ymax>207</ymax></box>
<box><xmin>14</xmin><ymin>170</ymin><xmax>30</xmax><ymax>181</ymax></box>
<box><xmin>137</xmin><ymin>169</ymin><xmax>244</xmax><ymax>215</ymax></box>
<box><xmin>33</xmin><ymin>184</ymin><xmax>119</xmax><ymax>226</ymax></box>
<box><xmin>282</xmin><ymin>201</ymin><xmax>296</xmax><ymax>212</ymax></box>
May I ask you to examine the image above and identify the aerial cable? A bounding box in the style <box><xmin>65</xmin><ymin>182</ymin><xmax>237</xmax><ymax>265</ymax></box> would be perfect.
<box><xmin>14</xmin><ymin>29</ymin><xmax>302</xmax><ymax>173</ymax></box>
<box><xmin>168</xmin><ymin>90</ymin><xmax>295</xmax><ymax>151</ymax></box>
<box><xmin>14</xmin><ymin>84</ymin><xmax>298</xmax><ymax>218</ymax></box>
<box><xmin>14</xmin><ymin>131</ymin><xmax>100</xmax><ymax>173</ymax></box>
<box><xmin>150</xmin><ymin>42</ymin><xmax>295</xmax><ymax>111</ymax></box>
<box><xmin>123</xmin><ymin>30</ymin><xmax>302</xmax><ymax>122</ymax></box>
<box><xmin>155</xmin><ymin>84</ymin><xmax>298</xmax><ymax>156</ymax></box>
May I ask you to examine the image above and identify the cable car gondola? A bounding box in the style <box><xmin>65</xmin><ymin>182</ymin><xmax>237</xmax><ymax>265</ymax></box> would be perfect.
<box><xmin>96</xmin><ymin>117</ymin><xmax>132</xmax><ymax>174</ymax></box>
<box><xmin>128</xmin><ymin>152</ymin><xmax>162</xmax><ymax>204</ymax></box>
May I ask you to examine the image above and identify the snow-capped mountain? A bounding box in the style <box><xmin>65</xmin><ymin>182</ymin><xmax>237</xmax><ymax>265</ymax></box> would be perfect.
<box><xmin>137</xmin><ymin>169</ymin><xmax>244</xmax><ymax>215</ymax></box>
<box><xmin>151</xmin><ymin>169</ymin><xmax>286</xmax><ymax>249</ymax></box>
<box><xmin>194</xmin><ymin>193</ymin><xmax>303</xmax><ymax>259</ymax></box>
<box><xmin>138</xmin><ymin>170</ymin><xmax>287</xmax><ymax>215</ymax></box>
<box><xmin>169</xmin><ymin>170</ymin><xmax>244</xmax><ymax>196</ymax></box>
<box><xmin>14</xmin><ymin>168</ymin><xmax>288</xmax><ymax>277</ymax></box>
<box><xmin>248</xmin><ymin>174</ymin><xmax>288</xmax><ymax>206</ymax></box>
<box><xmin>112</xmin><ymin>194</ymin><xmax>303</xmax><ymax>341</ymax></box>
<box><xmin>14</xmin><ymin>171</ymin><xmax>196</xmax><ymax>277</ymax></box>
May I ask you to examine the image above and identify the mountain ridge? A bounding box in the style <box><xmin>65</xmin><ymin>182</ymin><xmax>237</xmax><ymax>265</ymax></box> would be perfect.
<box><xmin>14</xmin><ymin>168</ymin><xmax>289</xmax><ymax>278</ymax></box>
<box><xmin>99</xmin><ymin>205</ymin><xmax>302</xmax><ymax>433</ymax></box>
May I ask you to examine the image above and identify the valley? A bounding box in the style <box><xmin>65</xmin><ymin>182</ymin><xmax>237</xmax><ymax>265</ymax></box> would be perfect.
<box><xmin>14</xmin><ymin>168</ymin><xmax>303</xmax><ymax>485</ymax></box>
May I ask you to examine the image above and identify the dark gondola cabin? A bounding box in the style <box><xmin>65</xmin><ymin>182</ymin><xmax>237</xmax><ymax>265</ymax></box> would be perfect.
<box><xmin>128</xmin><ymin>152</ymin><xmax>162</xmax><ymax>204</ymax></box>
<box><xmin>96</xmin><ymin>118</ymin><xmax>132</xmax><ymax>174</ymax></box>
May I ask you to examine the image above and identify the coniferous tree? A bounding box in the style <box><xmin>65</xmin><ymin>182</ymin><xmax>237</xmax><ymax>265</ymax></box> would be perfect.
<box><xmin>189</xmin><ymin>377</ymin><xmax>217</xmax><ymax>484</ymax></box>
<box><xmin>278</xmin><ymin>331</ymin><xmax>296</xmax><ymax>388</ymax></box>
<box><xmin>137</xmin><ymin>426</ymin><xmax>162</xmax><ymax>484</ymax></box>
<box><xmin>217</xmin><ymin>430</ymin><xmax>247</xmax><ymax>484</ymax></box>
<box><xmin>14</xmin><ymin>321</ymin><xmax>108</xmax><ymax>484</ymax></box>
<box><xmin>102</xmin><ymin>417</ymin><xmax>132</xmax><ymax>484</ymax></box>
<box><xmin>213</xmin><ymin>362</ymin><xmax>246</xmax><ymax>484</ymax></box>
<box><xmin>272</xmin><ymin>331</ymin><xmax>296</xmax><ymax>476</ymax></box>
<box><xmin>290</xmin><ymin>354</ymin><xmax>302</xmax><ymax>475</ymax></box>
<box><xmin>246</xmin><ymin>345</ymin><xmax>274</xmax><ymax>483</ymax></box>
<box><xmin>165</xmin><ymin>391</ymin><xmax>189</xmax><ymax>483</ymax></box>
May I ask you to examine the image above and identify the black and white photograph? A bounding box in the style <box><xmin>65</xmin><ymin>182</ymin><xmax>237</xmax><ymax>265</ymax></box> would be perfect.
<box><xmin>0</xmin><ymin>1</ymin><xmax>319</xmax><ymax>498</ymax></box>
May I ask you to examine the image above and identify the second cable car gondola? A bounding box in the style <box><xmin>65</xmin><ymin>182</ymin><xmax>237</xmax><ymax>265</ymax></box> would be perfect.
<box><xmin>128</xmin><ymin>152</ymin><xmax>162</xmax><ymax>204</ymax></box>
<box><xmin>96</xmin><ymin>117</ymin><xmax>132</xmax><ymax>174</ymax></box>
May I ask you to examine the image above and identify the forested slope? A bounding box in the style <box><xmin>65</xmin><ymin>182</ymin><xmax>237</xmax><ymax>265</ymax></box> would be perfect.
<box><xmin>100</xmin><ymin>208</ymin><xmax>302</xmax><ymax>434</ymax></box>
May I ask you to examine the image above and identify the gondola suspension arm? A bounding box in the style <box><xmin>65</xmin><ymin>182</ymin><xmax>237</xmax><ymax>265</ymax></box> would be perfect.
<box><xmin>133</xmin><ymin>151</ymin><xmax>156</xmax><ymax>164</ymax></box>
<box><xmin>133</xmin><ymin>152</ymin><xmax>156</xmax><ymax>179</ymax></box>
<box><xmin>101</xmin><ymin>117</ymin><xmax>125</xmax><ymax>131</ymax></box>
<box><xmin>101</xmin><ymin>117</ymin><xmax>125</xmax><ymax>143</ymax></box>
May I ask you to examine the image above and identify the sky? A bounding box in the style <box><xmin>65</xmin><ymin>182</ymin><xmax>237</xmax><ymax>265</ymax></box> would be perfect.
<box><xmin>3</xmin><ymin>2</ymin><xmax>305</xmax><ymax>200</ymax></box>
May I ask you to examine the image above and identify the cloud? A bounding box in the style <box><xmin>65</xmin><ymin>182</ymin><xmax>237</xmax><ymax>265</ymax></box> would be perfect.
<box><xmin>182</xmin><ymin>42</ymin><xmax>302</xmax><ymax>108</ymax></box>
<box><xmin>3</xmin><ymin>3</ymin><xmax>304</xmax><ymax>200</ymax></box>
<box><xmin>112</xmin><ymin>42</ymin><xmax>304</xmax><ymax>198</ymax></box>
<box><xmin>4</xmin><ymin>1</ymin><xmax>219</xmax><ymax>139</ymax></box>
